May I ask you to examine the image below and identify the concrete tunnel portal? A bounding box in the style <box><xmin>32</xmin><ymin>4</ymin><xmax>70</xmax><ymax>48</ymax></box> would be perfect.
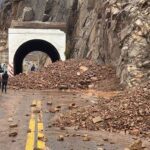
<box><xmin>14</xmin><ymin>39</ymin><xmax>60</xmax><ymax>75</ymax></box>
<box><xmin>8</xmin><ymin>26</ymin><xmax>66</xmax><ymax>76</ymax></box>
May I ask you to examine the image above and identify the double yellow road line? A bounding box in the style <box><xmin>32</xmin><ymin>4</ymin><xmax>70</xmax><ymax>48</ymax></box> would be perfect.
<box><xmin>25</xmin><ymin>100</ymin><xmax>46</xmax><ymax>150</ymax></box>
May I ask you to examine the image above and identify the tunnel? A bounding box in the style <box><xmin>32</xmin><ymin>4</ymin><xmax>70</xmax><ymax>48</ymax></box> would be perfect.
<box><xmin>13</xmin><ymin>39</ymin><xmax>60</xmax><ymax>75</ymax></box>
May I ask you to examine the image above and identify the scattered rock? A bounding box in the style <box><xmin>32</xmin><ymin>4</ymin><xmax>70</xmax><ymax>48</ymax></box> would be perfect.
<box><xmin>56</xmin><ymin>105</ymin><xmax>61</xmax><ymax>109</ymax></box>
<box><xmin>47</xmin><ymin>102</ymin><xmax>52</xmax><ymax>105</ymax></box>
<box><xmin>92</xmin><ymin>116</ymin><xmax>103</xmax><ymax>124</ymax></box>
<box><xmin>27</xmin><ymin>129</ymin><xmax>31</xmax><ymax>133</ymax></box>
<box><xmin>60</xmin><ymin>126</ymin><xmax>65</xmax><ymax>130</ymax></box>
<box><xmin>49</xmin><ymin>108</ymin><xmax>56</xmax><ymax>113</ymax></box>
<box><xmin>103</xmin><ymin>138</ymin><xmax>109</xmax><ymax>142</ymax></box>
<box><xmin>54</xmin><ymin>107</ymin><xmax>60</xmax><ymax>112</ymax></box>
<box><xmin>54</xmin><ymin>86</ymin><xmax>150</xmax><ymax>135</ymax></box>
<box><xmin>80</xmin><ymin>66</ymin><xmax>88</xmax><ymax>73</ymax></box>
<box><xmin>11</xmin><ymin>139</ymin><xmax>16</xmax><ymax>143</ymax></box>
<box><xmin>58</xmin><ymin>85</ymin><xmax>69</xmax><ymax>90</ymax></box>
<box><xmin>83</xmin><ymin>136</ymin><xmax>91</xmax><ymax>141</ymax></box>
<box><xmin>9</xmin><ymin>131</ymin><xmax>18</xmax><ymax>137</ymax></box>
<box><xmin>38</xmin><ymin>135</ymin><xmax>45</xmax><ymax>141</ymax></box>
<box><xmin>25</xmin><ymin>114</ymin><xmax>30</xmax><ymax>117</ymax></box>
<box><xmin>97</xmin><ymin>148</ymin><xmax>104</xmax><ymax>150</ymax></box>
<box><xmin>129</xmin><ymin>129</ymin><xmax>141</xmax><ymax>136</ymax></box>
<box><xmin>82</xmin><ymin>134</ymin><xmax>91</xmax><ymax>141</ymax></box>
<box><xmin>124</xmin><ymin>148</ymin><xmax>130</xmax><ymax>150</ymax></box>
<box><xmin>129</xmin><ymin>140</ymin><xmax>143</xmax><ymax>150</ymax></box>
<box><xmin>30</xmin><ymin>104</ymin><xmax>37</xmax><ymax>107</ymax></box>
<box><xmin>68</xmin><ymin>103</ymin><xmax>76</xmax><ymax>109</ymax></box>
<box><xmin>9</xmin><ymin>123</ymin><xmax>18</xmax><ymax>128</ymax></box>
<box><xmin>8</xmin><ymin>118</ymin><xmax>13</xmax><ymax>122</ymax></box>
<box><xmin>48</xmin><ymin>124</ymin><xmax>52</xmax><ymax>128</ymax></box>
<box><xmin>57</xmin><ymin>135</ymin><xmax>64</xmax><ymax>141</ymax></box>
<box><xmin>33</xmin><ymin>109</ymin><xmax>40</xmax><ymax>113</ymax></box>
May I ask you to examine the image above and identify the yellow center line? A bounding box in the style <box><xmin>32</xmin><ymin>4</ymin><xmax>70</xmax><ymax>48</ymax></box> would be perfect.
<box><xmin>37</xmin><ymin>100</ymin><xmax>46</xmax><ymax>149</ymax></box>
<box><xmin>25</xmin><ymin>101</ymin><xmax>36</xmax><ymax>150</ymax></box>
<box><xmin>25</xmin><ymin>100</ymin><xmax>47</xmax><ymax>150</ymax></box>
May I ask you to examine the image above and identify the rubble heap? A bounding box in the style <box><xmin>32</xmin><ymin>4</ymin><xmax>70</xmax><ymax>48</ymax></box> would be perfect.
<box><xmin>54</xmin><ymin>85</ymin><xmax>150</xmax><ymax>136</ymax></box>
<box><xmin>9</xmin><ymin>59</ymin><xmax>120</xmax><ymax>90</ymax></box>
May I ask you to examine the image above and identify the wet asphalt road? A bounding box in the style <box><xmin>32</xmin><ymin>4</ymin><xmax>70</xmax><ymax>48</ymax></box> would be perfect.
<box><xmin>0</xmin><ymin>89</ymin><xmax>150</xmax><ymax>150</ymax></box>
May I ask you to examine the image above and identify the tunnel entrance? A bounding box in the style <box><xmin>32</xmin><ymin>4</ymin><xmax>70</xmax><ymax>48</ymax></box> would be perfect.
<box><xmin>14</xmin><ymin>39</ymin><xmax>60</xmax><ymax>75</ymax></box>
<box><xmin>23</xmin><ymin>51</ymin><xmax>52</xmax><ymax>73</ymax></box>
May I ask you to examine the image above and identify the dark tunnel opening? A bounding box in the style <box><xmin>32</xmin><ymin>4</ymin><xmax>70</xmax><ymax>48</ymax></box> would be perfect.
<box><xmin>14</xmin><ymin>39</ymin><xmax>60</xmax><ymax>75</ymax></box>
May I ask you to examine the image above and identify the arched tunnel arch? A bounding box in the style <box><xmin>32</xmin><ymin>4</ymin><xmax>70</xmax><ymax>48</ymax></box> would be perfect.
<box><xmin>14</xmin><ymin>39</ymin><xmax>60</xmax><ymax>75</ymax></box>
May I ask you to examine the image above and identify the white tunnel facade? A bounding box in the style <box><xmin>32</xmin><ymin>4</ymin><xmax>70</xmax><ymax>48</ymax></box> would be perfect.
<box><xmin>8</xmin><ymin>28</ymin><xmax>66</xmax><ymax>75</ymax></box>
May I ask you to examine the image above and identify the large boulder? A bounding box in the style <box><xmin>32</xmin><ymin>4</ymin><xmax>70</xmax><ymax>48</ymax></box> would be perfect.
<box><xmin>22</xmin><ymin>7</ymin><xmax>34</xmax><ymax>21</ymax></box>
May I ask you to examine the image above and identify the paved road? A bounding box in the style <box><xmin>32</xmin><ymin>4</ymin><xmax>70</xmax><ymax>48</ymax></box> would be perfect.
<box><xmin>0</xmin><ymin>90</ymin><xmax>150</xmax><ymax>150</ymax></box>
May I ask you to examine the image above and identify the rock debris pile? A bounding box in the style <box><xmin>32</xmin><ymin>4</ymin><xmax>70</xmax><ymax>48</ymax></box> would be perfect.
<box><xmin>53</xmin><ymin>85</ymin><xmax>150</xmax><ymax>136</ymax></box>
<box><xmin>68</xmin><ymin>0</ymin><xmax>150</xmax><ymax>87</ymax></box>
<box><xmin>9</xmin><ymin>59</ymin><xmax>120</xmax><ymax>90</ymax></box>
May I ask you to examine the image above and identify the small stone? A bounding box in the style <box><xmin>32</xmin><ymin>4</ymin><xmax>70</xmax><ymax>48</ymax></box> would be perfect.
<box><xmin>57</xmin><ymin>135</ymin><xmax>64</xmax><ymax>141</ymax></box>
<box><xmin>80</xmin><ymin>66</ymin><xmax>88</xmax><ymax>72</ymax></box>
<box><xmin>65</xmin><ymin>134</ymin><xmax>69</xmax><ymax>137</ymax></box>
<box><xmin>92</xmin><ymin>116</ymin><xmax>103</xmax><ymax>123</ymax></box>
<box><xmin>48</xmin><ymin>124</ymin><xmax>52</xmax><ymax>128</ymax></box>
<box><xmin>145</xmin><ymin>132</ymin><xmax>150</xmax><ymax>138</ymax></box>
<box><xmin>97</xmin><ymin>148</ymin><xmax>104</xmax><ymax>150</ymax></box>
<box><xmin>110</xmin><ymin>141</ymin><xmax>115</xmax><ymax>144</ymax></box>
<box><xmin>8</xmin><ymin>118</ymin><xmax>13</xmax><ymax>122</ymax></box>
<box><xmin>11</xmin><ymin>139</ymin><xmax>16</xmax><ymax>143</ymax></box>
<box><xmin>77</xmin><ymin>72</ymin><xmax>81</xmax><ymax>76</ymax></box>
<box><xmin>103</xmin><ymin>138</ymin><xmax>109</xmax><ymax>141</ymax></box>
<box><xmin>44</xmin><ymin>110</ymin><xmax>49</xmax><ymax>113</ymax></box>
<box><xmin>91</xmin><ymin>77</ymin><xmax>98</xmax><ymax>81</ymax></box>
<box><xmin>135</xmin><ymin>19</ymin><xmax>143</xmax><ymax>26</ymax></box>
<box><xmin>130</xmin><ymin>129</ymin><xmax>140</xmax><ymax>136</ymax></box>
<box><xmin>83</xmin><ymin>136</ymin><xmax>91</xmax><ymax>141</ymax></box>
<box><xmin>88</xmin><ymin>84</ymin><xmax>94</xmax><ymax>89</ymax></box>
<box><xmin>9</xmin><ymin>123</ymin><xmax>18</xmax><ymax>128</ymax></box>
<box><xmin>38</xmin><ymin>135</ymin><xmax>45</xmax><ymax>141</ymax></box>
<box><xmin>82</xmin><ymin>134</ymin><xmax>91</xmax><ymax>141</ymax></box>
<box><xmin>58</xmin><ymin>85</ymin><xmax>68</xmax><ymax>90</ymax></box>
<box><xmin>74</xmin><ymin>126</ymin><xmax>79</xmax><ymax>130</ymax></box>
<box><xmin>124</xmin><ymin>148</ymin><xmax>130</xmax><ymax>150</ymax></box>
<box><xmin>72</xmin><ymin>134</ymin><xmax>77</xmax><ymax>137</ymax></box>
<box><xmin>33</xmin><ymin>109</ymin><xmax>40</xmax><ymax>113</ymax></box>
<box><xmin>129</xmin><ymin>140</ymin><xmax>142</xmax><ymax>150</ymax></box>
<box><xmin>54</xmin><ymin>107</ymin><xmax>60</xmax><ymax>112</ymax></box>
<box><xmin>49</xmin><ymin>108</ymin><xmax>56</xmax><ymax>113</ymax></box>
<box><xmin>27</xmin><ymin>129</ymin><xmax>31</xmax><ymax>133</ymax></box>
<box><xmin>9</xmin><ymin>131</ymin><xmax>18</xmax><ymax>137</ymax></box>
<box><xmin>47</xmin><ymin>102</ymin><xmax>52</xmax><ymax>105</ymax></box>
<box><xmin>68</xmin><ymin>103</ymin><xmax>76</xmax><ymax>109</ymax></box>
<box><xmin>97</xmin><ymin>144</ymin><xmax>104</xmax><ymax>146</ymax></box>
<box><xmin>60</xmin><ymin>126</ymin><xmax>65</xmax><ymax>130</ymax></box>
<box><xmin>30</xmin><ymin>104</ymin><xmax>36</xmax><ymax>107</ymax></box>
<box><xmin>56</xmin><ymin>105</ymin><xmax>61</xmax><ymax>109</ymax></box>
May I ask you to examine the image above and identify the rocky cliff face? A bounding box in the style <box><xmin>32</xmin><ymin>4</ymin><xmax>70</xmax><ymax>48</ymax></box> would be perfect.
<box><xmin>67</xmin><ymin>0</ymin><xmax>150</xmax><ymax>86</ymax></box>
<box><xmin>0</xmin><ymin>0</ymin><xmax>69</xmax><ymax>28</ymax></box>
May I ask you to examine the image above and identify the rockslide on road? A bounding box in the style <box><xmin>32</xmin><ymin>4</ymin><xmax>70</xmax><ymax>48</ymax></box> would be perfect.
<box><xmin>0</xmin><ymin>89</ymin><xmax>150</xmax><ymax>150</ymax></box>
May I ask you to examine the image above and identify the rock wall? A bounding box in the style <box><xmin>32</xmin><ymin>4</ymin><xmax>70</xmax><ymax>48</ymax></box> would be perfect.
<box><xmin>67</xmin><ymin>0</ymin><xmax>150</xmax><ymax>86</ymax></box>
